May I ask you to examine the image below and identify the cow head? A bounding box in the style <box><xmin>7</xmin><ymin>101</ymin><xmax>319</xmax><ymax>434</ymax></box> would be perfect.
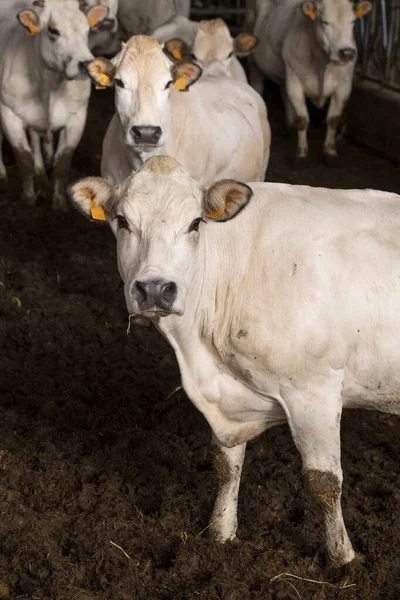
<box><xmin>79</xmin><ymin>0</ymin><xmax>119</xmax><ymax>34</ymax></box>
<box><xmin>190</xmin><ymin>19</ymin><xmax>257</xmax><ymax>74</ymax></box>
<box><xmin>87</xmin><ymin>36</ymin><xmax>202</xmax><ymax>152</ymax></box>
<box><xmin>17</xmin><ymin>0</ymin><xmax>108</xmax><ymax>80</ymax></box>
<box><xmin>301</xmin><ymin>0</ymin><xmax>372</xmax><ymax>64</ymax></box>
<box><xmin>70</xmin><ymin>156</ymin><xmax>252</xmax><ymax>317</ymax></box>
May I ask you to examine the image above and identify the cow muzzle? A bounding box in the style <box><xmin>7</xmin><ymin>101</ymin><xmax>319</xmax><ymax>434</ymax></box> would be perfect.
<box><xmin>97</xmin><ymin>17</ymin><xmax>117</xmax><ymax>32</ymax></box>
<box><xmin>131</xmin><ymin>278</ymin><xmax>178</xmax><ymax>315</ymax></box>
<box><xmin>337</xmin><ymin>47</ymin><xmax>356</xmax><ymax>63</ymax></box>
<box><xmin>130</xmin><ymin>125</ymin><xmax>162</xmax><ymax>148</ymax></box>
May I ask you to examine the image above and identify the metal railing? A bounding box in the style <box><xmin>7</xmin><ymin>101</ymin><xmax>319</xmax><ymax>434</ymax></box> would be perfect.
<box><xmin>355</xmin><ymin>0</ymin><xmax>400</xmax><ymax>90</ymax></box>
<box><xmin>190</xmin><ymin>0</ymin><xmax>246</xmax><ymax>31</ymax></box>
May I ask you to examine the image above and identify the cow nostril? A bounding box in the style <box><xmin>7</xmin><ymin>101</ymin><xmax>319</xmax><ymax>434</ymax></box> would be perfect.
<box><xmin>153</xmin><ymin>126</ymin><xmax>162</xmax><ymax>141</ymax></box>
<box><xmin>338</xmin><ymin>48</ymin><xmax>356</xmax><ymax>61</ymax></box>
<box><xmin>130</xmin><ymin>126</ymin><xmax>162</xmax><ymax>145</ymax></box>
<box><xmin>161</xmin><ymin>281</ymin><xmax>177</xmax><ymax>304</ymax></box>
<box><xmin>131</xmin><ymin>126</ymin><xmax>141</xmax><ymax>142</ymax></box>
<box><xmin>132</xmin><ymin>281</ymin><xmax>147</xmax><ymax>304</ymax></box>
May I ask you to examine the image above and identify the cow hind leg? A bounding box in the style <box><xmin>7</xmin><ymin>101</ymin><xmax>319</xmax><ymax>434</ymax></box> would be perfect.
<box><xmin>323</xmin><ymin>84</ymin><xmax>351</xmax><ymax>165</ymax></box>
<box><xmin>285</xmin><ymin>375</ymin><xmax>355</xmax><ymax>567</ymax></box>
<box><xmin>285</xmin><ymin>69</ymin><xmax>310</xmax><ymax>164</ymax></box>
<box><xmin>209</xmin><ymin>437</ymin><xmax>246</xmax><ymax>543</ymax></box>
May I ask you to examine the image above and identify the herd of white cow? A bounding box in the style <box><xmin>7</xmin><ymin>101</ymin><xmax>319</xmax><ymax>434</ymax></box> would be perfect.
<box><xmin>2</xmin><ymin>0</ymin><xmax>399</xmax><ymax>570</ymax></box>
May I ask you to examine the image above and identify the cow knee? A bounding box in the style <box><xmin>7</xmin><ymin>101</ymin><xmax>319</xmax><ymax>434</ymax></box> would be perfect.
<box><xmin>304</xmin><ymin>469</ymin><xmax>341</xmax><ymax>510</ymax></box>
<box><xmin>296</xmin><ymin>116</ymin><xmax>308</xmax><ymax>131</ymax></box>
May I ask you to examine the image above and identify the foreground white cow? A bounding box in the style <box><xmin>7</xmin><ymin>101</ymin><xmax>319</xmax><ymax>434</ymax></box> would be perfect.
<box><xmin>79</xmin><ymin>0</ymin><xmax>120</xmax><ymax>55</ymax></box>
<box><xmin>0</xmin><ymin>0</ymin><xmax>107</xmax><ymax>210</ymax></box>
<box><xmin>154</xmin><ymin>18</ymin><xmax>258</xmax><ymax>83</ymax></box>
<box><xmin>88</xmin><ymin>36</ymin><xmax>270</xmax><ymax>187</ymax></box>
<box><xmin>248</xmin><ymin>0</ymin><xmax>372</xmax><ymax>162</ymax></box>
<box><xmin>71</xmin><ymin>155</ymin><xmax>400</xmax><ymax>566</ymax></box>
<box><xmin>117</xmin><ymin>0</ymin><xmax>190</xmax><ymax>37</ymax></box>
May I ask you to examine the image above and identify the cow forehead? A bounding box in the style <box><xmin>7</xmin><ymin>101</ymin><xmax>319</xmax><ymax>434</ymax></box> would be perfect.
<box><xmin>117</xmin><ymin>36</ymin><xmax>171</xmax><ymax>82</ymax></box>
<box><xmin>321</xmin><ymin>0</ymin><xmax>354</xmax><ymax>21</ymax></box>
<box><xmin>117</xmin><ymin>170</ymin><xmax>203</xmax><ymax>222</ymax></box>
<box><xmin>41</xmin><ymin>0</ymin><xmax>88</xmax><ymax>28</ymax></box>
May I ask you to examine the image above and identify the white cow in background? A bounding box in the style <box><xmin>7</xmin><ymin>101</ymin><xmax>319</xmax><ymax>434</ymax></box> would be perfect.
<box><xmin>156</xmin><ymin>18</ymin><xmax>258</xmax><ymax>83</ymax></box>
<box><xmin>247</xmin><ymin>0</ymin><xmax>372</xmax><ymax>163</ymax></box>
<box><xmin>117</xmin><ymin>0</ymin><xmax>190</xmax><ymax>37</ymax></box>
<box><xmin>87</xmin><ymin>36</ymin><xmax>270</xmax><ymax>186</ymax></box>
<box><xmin>79</xmin><ymin>0</ymin><xmax>120</xmax><ymax>55</ymax></box>
<box><xmin>0</xmin><ymin>0</ymin><xmax>107</xmax><ymax>210</ymax></box>
<box><xmin>70</xmin><ymin>154</ymin><xmax>400</xmax><ymax>566</ymax></box>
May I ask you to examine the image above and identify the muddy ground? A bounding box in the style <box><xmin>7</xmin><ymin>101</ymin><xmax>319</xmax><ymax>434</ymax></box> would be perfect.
<box><xmin>1</xmin><ymin>82</ymin><xmax>400</xmax><ymax>600</ymax></box>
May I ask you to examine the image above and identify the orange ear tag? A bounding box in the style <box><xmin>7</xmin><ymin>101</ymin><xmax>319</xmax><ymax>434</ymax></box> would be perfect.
<box><xmin>95</xmin><ymin>72</ymin><xmax>111</xmax><ymax>90</ymax></box>
<box><xmin>205</xmin><ymin>204</ymin><xmax>225</xmax><ymax>219</ymax></box>
<box><xmin>90</xmin><ymin>199</ymin><xmax>106</xmax><ymax>221</ymax></box>
<box><xmin>174</xmin><ymin>75</ymin><xmax>188</xmax><ymax>92</ymax></box>
<box><xmin>172</xmin><ymin>49</ymin><xmax>182</xmax><ymax>61</ymax></box>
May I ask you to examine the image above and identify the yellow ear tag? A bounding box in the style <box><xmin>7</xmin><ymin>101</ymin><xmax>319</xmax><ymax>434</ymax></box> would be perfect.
<box><xmin>99</xmin><ymin>73</ymin><xmax>111</xmax><ymax>86</ymax></box>
<box><xmin>174</xmin><ymin>75</ymin><xmax>188</xmax><ymax>92</ymax></box>
<box><xmin>355</xmin><ymin>5</ymin><xmax>367</xmax><ymax>18</ymax></box>
<box><xmin>26</xmin><ymin>16</ymin><xmax>39</xmax><ymax>35</ymax></box>
<box><xmin>205</xmin><ymin>204</ymin><xmax>225</xmax><ymax>220</ymax></box>
<box><xmin>90</xmin><ymin>199</ymin><xmax>106</xmax><ymax>221</ymax></box>
<box><xmin>172</xmin><ymin>49</ymin><xmax>182</xmax><ymax>61</ymax></box>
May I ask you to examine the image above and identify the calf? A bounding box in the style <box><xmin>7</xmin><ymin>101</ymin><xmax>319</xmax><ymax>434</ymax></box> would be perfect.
<box><xmin>0</xmin><ymin>0</ymin><xmax>107</xmax><ymax>210</ymax></box>
<box><xmin>248</xmin><ymin>0</ymin><xmax>372</xmax><ymax>163</ymax></box>
<box><xmin>71</xmin><ymin>155</ymin><xmax>400</xmax><ymax>566</ymax></box>
<box><xmin>88</xmin><ymin>36</ymin><xmax>270</xmax><ymax>186</ymax></box>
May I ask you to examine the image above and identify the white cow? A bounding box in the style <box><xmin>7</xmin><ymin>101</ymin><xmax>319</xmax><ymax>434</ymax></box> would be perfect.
<box><xmin>158</xmin><ymin>18</ymin><xmax>258</xmax><ymax>83</ymax></box>
<box><xmin>117</xmin><ymin>0</ymin><xmax>190</xmax><ymax>37</ymax></box>
<box><xmin>0</xmin><ymin>0</ymin><xmax>107</xmax><ymax>210</ymax></box>
<box><xmin>79</xmin><ymin>0</ymin><xmax>120</xmax><ymax>56</ymax></box>
<box><xmin>247</xmin><ymin>0</ymin><xmax>372</xmax><ymax>163</ymax></box>
<box><xmin>70</xmin><ymin>154</ymin><xmax>400</xmax><ymax>566</ymax></box>
<box><xmin>87</xmin><ymin>36</ymin><xmax>270</xmax><ymax>187</ymax></box>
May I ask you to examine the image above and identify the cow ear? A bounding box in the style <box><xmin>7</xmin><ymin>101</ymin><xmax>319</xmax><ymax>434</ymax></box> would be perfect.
<box><xmin>354</xmin><ymin>1</ymin><xmax>372</xmax><ymax>19</ymax></box>
<box><xmin>18</xmin><ymin>9</ymin><xmax>40</xmax><ymax>35</ymax></box>
<box><xmin>87</xmin><ymin>5</ymin><xmax>109</xmax><ymax>29</ymax></box>
<box><xmin>164</xmin><ymin>38</ymin><xmax>191</xmax><ymax>62</ymax></box>
<box><xmin>301</xmin><ymin>1</ymin><xmax>318</xmax><ymax>20</ymax></box>
<box><xmin>204</xmin><ymin>180</ymin><xmax>253</xmax><ymax>222</ymax></box>
<box><xmin>87</xmin><ymin>57</ymin><xmax>116</xmax><ymax>88</ymax></box>
<box><xmin>69</xmin><ymin>177</ymin><xmax>114</xmax><ymax>221</ymax></box>
<box><xmin>171</xmin><ymin>62</ymin><xmax>202</xmax><ymax>91</ymax></box>
<box><xmin>234</xmin><ymin>33</ymin><xmax>258</xmax><ymax>56</ymax></box>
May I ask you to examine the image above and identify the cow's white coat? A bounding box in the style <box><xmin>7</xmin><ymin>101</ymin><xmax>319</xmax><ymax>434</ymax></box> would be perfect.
<box><xmin>70</xmin><ymin>156</ymin><xmax>400</xmax><ymax>566</ymax></box>
<box><xmin>99</xmin><ymin>36</ymin><xmax>270</xmax><ymax>187</ymax></box>
<box><xmin>248</xmin><ymin>0</ymin><xmax>372</xmax><ymax>159</ymax></box>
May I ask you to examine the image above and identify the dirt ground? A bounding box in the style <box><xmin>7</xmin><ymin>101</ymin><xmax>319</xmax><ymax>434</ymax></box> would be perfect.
<box><xmin>1</xmin><ymin>81</ymin><xmax>400</xmax><ymax>600</ymax></box>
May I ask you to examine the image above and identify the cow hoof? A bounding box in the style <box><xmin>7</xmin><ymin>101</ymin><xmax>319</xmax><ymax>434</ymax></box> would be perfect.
<box><xmin>52</xmin><ymin>194</ymin><xmax>69</xmax><ymax>212</ymax></box>
<box><xmin>22</xmin><ymin>192</ymin><xmax>37</xmax><ymax>206</ymax></box>
<box><xmin>325</xmin><ymin>552</ymin><xmax>364</xmax><ymax>581</ymax></box>
<box><xmin>323</xmin><ymin>152</ymin><xmax>339</xmax><ymax>167</ymax></box>
<box><xmin>292</xmin><ymin>154</ymin><xmax>309</xmax><ymax>169</ymax></box>
<box><xmin>34</xmin><ymin>173</ymin><xmax>48</xmax><ymax>198</ymax></box>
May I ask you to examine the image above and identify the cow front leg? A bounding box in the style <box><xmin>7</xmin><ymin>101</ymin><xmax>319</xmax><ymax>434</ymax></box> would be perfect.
<box><xmin>209</xmin><ymin>436</ymin><xmax>246</xmax><ymax>542</ymax></box>
<box><xmin>285</xmin><ymin>377</ymin><xmax>355</xmax><ymax>566</ymax></box>
<box><xmin>1</xmin><ymin>106</ymin><xmax>35</xmax><ymax>204</ymax></box>
<box><xmin>52</xmin><ymin>110</ymin><xmax>87</xmax><ymax>211</ymax></box>
<box><xmin>285</xmin><ymin>69</ymin><xmax>309</xmax><ymax>163</ymax></box>
<box><xmin>323</xmin><ymin>82</ymin><xmax>351</xmax><ymax>165</ymax></box>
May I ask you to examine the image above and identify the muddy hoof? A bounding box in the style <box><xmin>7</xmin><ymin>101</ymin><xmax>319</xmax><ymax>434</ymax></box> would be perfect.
<box><xmin>325</xmin><ymin>551</ymin><xmax>364</xmax><ymax>582</ymax></box>
<box><xmin>22</xmin><ymin>191</ymin><xmax>37</xmax><ymax>206</ymax></box>
<box><xmin>34</xmin><ymin>173</ymin><xmax>49</xmax><ymax>199</ymax></box>
<box><xmin>292</xmin><ymin>154</ymin><xmax>309</xmax><ymax>169</ymax></box>
<box><xmin>323</xmin><ymin>152</ymin><xmax>339</xmax><ymax>167</ymax></box>
<box><xmin>52</xmin><ymin>194</ymin><xmax>69</xmax><ymax>212</ymax></box>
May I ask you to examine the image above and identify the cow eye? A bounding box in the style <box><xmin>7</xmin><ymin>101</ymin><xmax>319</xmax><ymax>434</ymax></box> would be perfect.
<box><xmin>48</xmin><ymin>25</ymin><xmax>60</xmax><ymax>37</ymax></box>
<box><xmin>164</xmin><ymin>80</ymin><xmax>173</xmax><ymax>90</ymax></box>
<box><xmin>320</xmin><ymin>20</ymin><xmax>329</xmax><ymax>25</ymax></box>
<box><xmin>228</xmin><ymin>51</ymin><xmax>234</xmax><ymax>58</ymax></box>
<box><xmin>115</xmin><ymin>78</ymin><xmax>125</xmax><ymax>89</ymax></box>
<box><xmin>188</xmin><ymin>218</ymin><xmax>203</xmax><ymax>233</ymax></box>
<box><xmin>115</xmin><ymin>215</ymin><xmax>129</xmax><ymax>230</ymax></box>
